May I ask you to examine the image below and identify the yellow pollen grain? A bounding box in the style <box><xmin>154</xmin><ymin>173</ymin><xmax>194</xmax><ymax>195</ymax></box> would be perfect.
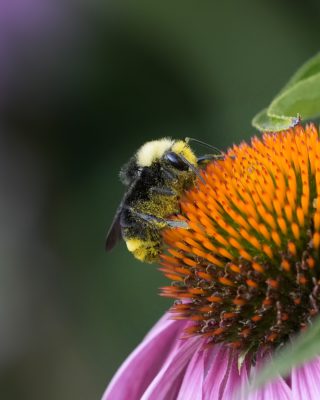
<box><xmin>291</xmin><ymin>223</ymin><xmax>300</xmax><ymax>240</ymax></box>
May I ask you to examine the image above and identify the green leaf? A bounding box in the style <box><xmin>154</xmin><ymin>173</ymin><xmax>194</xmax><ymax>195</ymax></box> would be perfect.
<box><xmin>250</xmin><ymin>316</ymin><xmax>320</xmax><ymax>392</ymax></box>
<box><xmin>252</xmin><ymin>108</ymin><xmax>300</xmax><ymax>132</ymax></box>
<box><xmin>281</xmin><ymin>52</ymin><xmax>320</xmax><ymax>93</ymax></box>
<box><xmin>268</xmin><ymin>72</ymin><xmax>320</xmax><ymax>121</ymax></box>
<box><xmin>252</xmin><ymin>52</ymin><xmax>320</xmax><ymax>132</ymax></box>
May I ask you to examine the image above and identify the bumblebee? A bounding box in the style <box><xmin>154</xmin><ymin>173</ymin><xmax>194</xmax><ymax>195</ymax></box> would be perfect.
<box><xmin>105</xmin><ymin>138</ymin><xmax>219</xmax><ymax>263</ymax></box>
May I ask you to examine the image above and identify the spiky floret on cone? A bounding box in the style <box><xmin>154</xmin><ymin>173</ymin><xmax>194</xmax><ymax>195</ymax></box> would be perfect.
<box><xmin>161</xmin><ymin>124</ymin><xmax>320</xmax><ymax>353</ymax></box>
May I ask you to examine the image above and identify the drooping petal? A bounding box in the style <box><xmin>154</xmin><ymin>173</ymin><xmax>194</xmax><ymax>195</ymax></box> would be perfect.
<box><xmin>177</xmin><ymin>349</ymin><xmax>205</xmax><ymax>400</ymax></box>
<box><xmin>203</xmin><ymin>345</ymin><xmax>235</xmax><ymax>400</ymax></box>
<box><xmin>292</xmin><ymin>356</ymin><xmax>320</xmax><ymax>400</ymax></box>
<box><xmin>141</xmin><ymin>335</ymin><xmax>201</xmax><ymax>399</ymax></box>
<box><xmin>244</xmin><ymin>357</ymin><xmax>291</xmax><ymax>400</ymax></box>
<box><xmin>102</xmin><ymin>313</ymin><xmax>188</xmax><ymax>400</ymax></box>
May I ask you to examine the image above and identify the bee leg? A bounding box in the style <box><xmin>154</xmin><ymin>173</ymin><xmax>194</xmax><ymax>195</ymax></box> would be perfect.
<box><xmin>130</xmin><ymin>209</ymin><xmax>189</xmax><ymax>229</ymax></box>
<box><xmin>160</xmin><ymin>166</ymin><xmax>177</xmax><ymax>181</ymax></box>
<box><xmin>149</xmin><ymin>186</ymin><xmax>176</xmax><ymax>196</ymax></box>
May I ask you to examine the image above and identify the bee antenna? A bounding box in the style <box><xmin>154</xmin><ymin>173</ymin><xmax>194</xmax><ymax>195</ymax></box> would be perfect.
<box><xmin>185</xmin><ymin>137</ymin><xmax>223</xmax><ymax>155</ymax></box>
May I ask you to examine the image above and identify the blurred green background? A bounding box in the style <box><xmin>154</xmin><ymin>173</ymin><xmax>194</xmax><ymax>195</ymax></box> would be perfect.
<box><xmin>1</xmin><ymin>0</ymin><xmax>319</xmax><ymax>399</ymax></box>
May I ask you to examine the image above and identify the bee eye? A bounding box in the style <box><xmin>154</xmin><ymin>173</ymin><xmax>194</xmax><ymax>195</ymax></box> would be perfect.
<box><xmin>165</xmin><ymin>151</ymin><xmax>189</xmax><ymax>170</ymax></box>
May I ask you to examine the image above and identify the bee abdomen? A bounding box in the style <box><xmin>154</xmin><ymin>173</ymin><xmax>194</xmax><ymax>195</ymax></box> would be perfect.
<box><xmin>125</xmin><ymin>237</ymin><xmax>161</xmax><ymax>263</ymax></box>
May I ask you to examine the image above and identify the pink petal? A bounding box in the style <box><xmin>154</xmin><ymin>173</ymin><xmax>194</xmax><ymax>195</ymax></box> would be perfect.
<box><xmin>245</xmin><ymin>357</ymin><xmax>291</xmax><ymax>400</ymax></box>
<box><xmin>220</xmin><ymin>351</ymin><xmax>249</xmax><ymax>400</ymax></box>
<box><xmin>203</xmin><ymin>345</ymin><xmax>233</xmax><ymax>400</ymax></box>
<box><xmin>102</xmin><ymin>313</ymin><xmax>188</xmax><ymax>400</ymax></box>
<box><xmin>141</xmin><ymin>335</ymin><xmax>201</xmax><ymax>399</ymax></box>
<box><xmin>292</xmin><ymin>356</ymin><xmax>320</xmax><ymax>400</ymax></box>
<box><xmin>247</xmin><ymin>378</ymin><xmax>291</xmax><ymax>400</ymax></box>
<box><xmin>177</xmin><ymin>349</ymin><xmax>205</xmax><ymax>400</ymax></box>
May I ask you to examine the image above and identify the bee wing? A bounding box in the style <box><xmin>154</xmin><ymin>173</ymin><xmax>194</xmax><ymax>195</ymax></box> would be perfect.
<box><xmin>132</xmin><ymin>211</ymin><xmax>189</xmax><ymax>229</ymax></box>
<box><xmin>105</xmin><ymin>179</ymin><xmax>138</xmax><ymax>252</ymax></box>
<box><xmin>105</xmin><ymin>205</ymin><xmax>123</xmax><ymax>251</ymax></box>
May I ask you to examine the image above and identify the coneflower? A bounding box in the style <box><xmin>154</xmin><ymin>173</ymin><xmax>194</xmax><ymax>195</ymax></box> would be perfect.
<box><xmin>103</xmin><ymin>124</ymin><xmax>320</xmax><ymax>400</ymax></box>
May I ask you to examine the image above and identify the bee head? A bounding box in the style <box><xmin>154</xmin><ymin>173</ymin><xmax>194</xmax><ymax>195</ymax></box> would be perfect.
<box><xmin>136</xmin><ymin>138</ymin><xmax>197</xmax><ymax>169</ymax></box>
<box><xmin>120</xmin><ymin>138</ymin><xmax>198</xmax><ymax>186</ymax></box>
